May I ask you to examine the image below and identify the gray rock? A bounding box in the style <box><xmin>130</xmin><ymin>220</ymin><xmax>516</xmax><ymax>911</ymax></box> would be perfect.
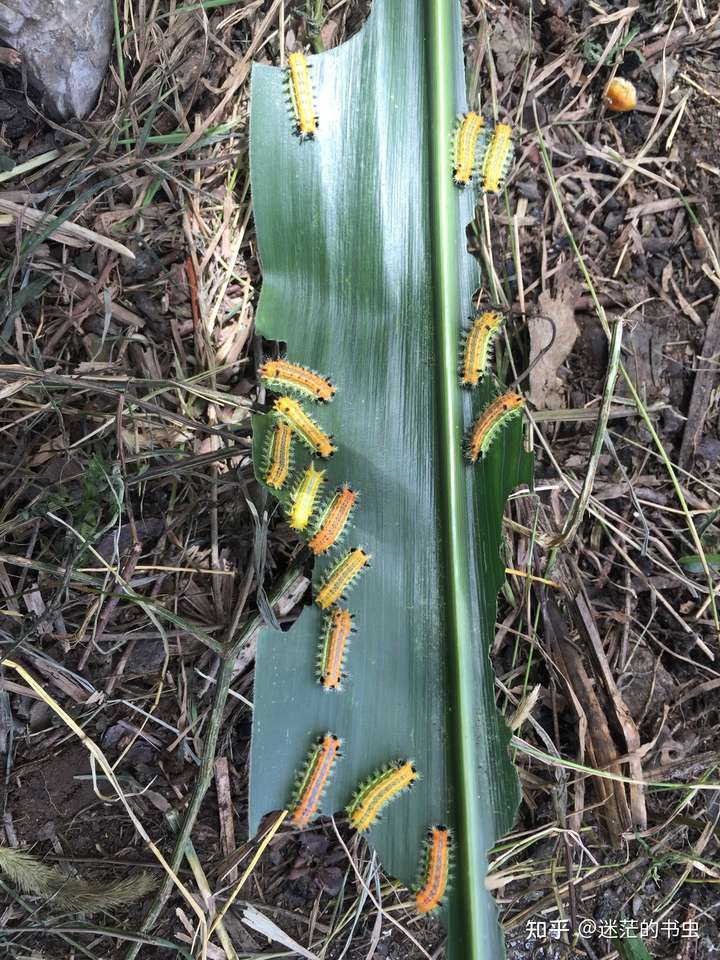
<box><xmin>0</xmin><ymin>0</ymin><xmax>112</xmax><ymax>120</ymax></box>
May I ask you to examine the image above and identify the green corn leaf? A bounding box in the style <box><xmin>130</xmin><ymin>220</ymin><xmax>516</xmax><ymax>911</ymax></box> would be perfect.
<box><xmin>249</xmin><ymin>2</ymin><xmax>531</xmax><ymax>957</ymax></box>
<box><xmin>615</xmin><ymin>935</ymin><xmax>653</xmax><ymax>960</ymax></box>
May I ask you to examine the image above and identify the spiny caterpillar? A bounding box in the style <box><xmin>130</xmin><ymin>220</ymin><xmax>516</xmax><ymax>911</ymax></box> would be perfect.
<box><xmin>308</xmin><ymin>485</ymin><xmax>358</xmax><ymax>556</ymax></box>
<box><xmin>291</xmin><ymin>733</ymin><xmax>342</xmax><ymax>829</ymax></box>
<box><xmin>452</xmin><ymin>111</ymin><xmax>485</xmax><ymax>186</ymax></box>
<box><xmin>259</xmin><ymin>358</ymin><xmax>335</xmax><ymax>404</ymax></box>
<box><xmin>287</xmin><ymin>52</ymin><xmax>317</xmax><ymax>139</ymax></box>
<box><xmin>264</xmin><ymin>421</ymin><xmax>294</xmax><ymax>490</ymax></box>
<box><xmin>318</xmin><ymin>607</ymin><xmax>354</xmax><ymax>690</ymax></box>
<box><xmin>481</xmin><ymin>123</ymin><xmax>514</xmax><ymax>194</ymax></box>
<box><xmin>415</xmin><ymin>826</ymin><xmax>452</xmax><ymax>914</ymax></box>
<box><xmin>288</xmin><ymin>462</ymin><xmax>325</xmax><ymax>532</ymax></box>
<box><xmin>347</xmin><ymin>760</ymin><xmax>417</xmax><ymax>833</ymax></box>
<box><xmin>465</xmin><ymin>390</ymin><xmax>525</xmax><ymax>463</ymax></box>
<box><xmin>315</xmin><ymin>548</ymin><xmax>370</xmax><ymax>610</ymax></box>
<box><xmin>460</xmin><ymin>311</ymin><xmax>503</xmax><ymax>387</ymax></box>
<box><xmin>273</xmin><ymin>396</ymin><xmax>336</xmax><ymax>458</ymax></box>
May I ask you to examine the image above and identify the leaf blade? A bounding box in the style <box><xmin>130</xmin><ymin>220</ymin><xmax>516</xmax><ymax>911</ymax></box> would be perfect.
<box><xmin>249</xmin><ymin>4</ymin><xmax>530</xmax><ymax>957</ymax></box>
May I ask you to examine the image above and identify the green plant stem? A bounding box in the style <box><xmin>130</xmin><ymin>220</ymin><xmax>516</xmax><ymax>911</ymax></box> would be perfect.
<box><xmin>427</xmin><ymin>4</ymin><xmax>487</xmax><ymax>956</ymax></box>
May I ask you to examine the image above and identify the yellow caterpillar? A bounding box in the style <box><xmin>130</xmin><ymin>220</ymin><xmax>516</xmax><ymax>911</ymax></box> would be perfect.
<box><xmin>347</xmin><ymin>760</ymin><xmax>417</xmax><ymax>832</ymax></box>
<box><xmin>287</xmin><ymin>52</ymin><xmax>317</xmax><ymax>139</ymax></box>
<box><xmin>481</xmin><ymin>123</ymin><xmax>514</xmax><ymax>194</ymax></box>
<box><xmin>288</xmin><ymin>463</ymin><xmax>325</xmax><ymax>532</ymax></box>
<box><xmin>452</xmin><ymin>112</ymin><xmax>485</xmax><ymax>186</ymax></box>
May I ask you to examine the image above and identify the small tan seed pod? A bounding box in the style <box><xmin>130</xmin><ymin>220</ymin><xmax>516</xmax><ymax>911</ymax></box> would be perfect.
<box><xmin>603</xmin><ymin>78</ymin><xmax>637</xmax><ymax>112</ymax></box>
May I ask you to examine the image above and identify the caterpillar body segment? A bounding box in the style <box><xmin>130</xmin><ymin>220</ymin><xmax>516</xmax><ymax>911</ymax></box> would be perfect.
<box><xmin>347</xmin><ymin>760</ymin><xmax>418</xmax><ymax>832</ymax></box>
<box><xmin>314</xmin><ymin>548</ymin><xmax>370</xmax><ymax>610</ymax></box>
<box><xmin>287</xmin><ymin>52</ymin><xmax>317</xmax><ymax>139</ymax></box>
<box><xmin>290</xmin><ymin>733</ymin><xmax>342</xmax><ymax>828</ymax></box>
<box><xmin>465</xmin><ymin>390</ymin><xmax>525</xmax><ymax>462</ymax></box>
<box><xmin>308</xmin><ymin>485</ymin><xmax>358</xmax><ymax>555</ymax></box>
<box><xmin>288</xmin><ymin>463</ymin><xmax>325</xmax><ymax>532</ymax></box>
<box><xmin>273</xmin><ymin>396</ymin><xmax>336</xmax><ymax>458</ymax></box>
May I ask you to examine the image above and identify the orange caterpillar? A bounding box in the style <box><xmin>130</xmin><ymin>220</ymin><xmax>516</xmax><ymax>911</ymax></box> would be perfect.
<box><xmin>465</xmin><ymin>391</ymin><xmax>525</xmax><ymax>462</ymax></box>
<box><xmin>273</xmin><ymin>396</ymin><xmax>336</xmax><ymax>458</ymax></box>
<box><xmin>315</xmin><ymin>548</ymin><xmax>370</xmax><ymax>610</ymax></box>
<box><xmin>460</xmin><ymin>311</ymin><xmax>503</xmax><ymax>387</ymax></box>
<box><xmin>264</xmin><ymin>421</ymin><xmax>294</xmax><ymax>490</ymax></box>
<box><xmin>347</xmin><ymin>760</ymin><xmax>417</xmax><ymax>832</ymax></box>
<box><xmin>308</xmin><ymin>485</ymin><xmax>358</xmax><ymax>555</ymax></box>
<box><xmin>287</xmin><ymin>52</ymin><xmax>317</xmax><ymax>139</ymax></box>
<box><xmin>318</xmin><ymin>607</ymin><xmax>354</xmax><ymax>690</ymax></box>
<box><xmin>481</xmin><ymin>123</ymin><xmax>514</xmax><ymax>194</ymax></box>
<box><xmin>291</xmin><ymin>733</ymin><xmax>341</xmax><ymax>828</ymax></box>
<box><xmin>452</xmin><ymin>112</ymin><xmax>485</xmax><ymax>186</ymax></box>
<box><xmin>415</xmin><ymin>826</ymin><xmax>452</xmax><ymax>914</ymax></box>
<box><xmin>259</xmin><ymin>358</ymin><xmax>335</xmax><ymax>404</ymax></box>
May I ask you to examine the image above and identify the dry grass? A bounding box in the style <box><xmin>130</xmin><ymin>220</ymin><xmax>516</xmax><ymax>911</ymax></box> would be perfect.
<box><xmin>0</xmin><ymin>1</ymin><xmax>718</xmax><ymax>958</ymax></box>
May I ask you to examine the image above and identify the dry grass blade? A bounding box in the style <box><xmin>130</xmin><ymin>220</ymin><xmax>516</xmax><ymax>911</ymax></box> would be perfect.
<box><xmin>0</xmin><ymin>199</ymin><xmax>135</xmax><ymax>257</ymax></box>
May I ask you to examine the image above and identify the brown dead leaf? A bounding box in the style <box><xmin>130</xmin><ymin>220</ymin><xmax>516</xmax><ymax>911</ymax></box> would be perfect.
<box><xmin>529</xmin><ymin>279</ymin><xmax>581</xmax><ymax>410</ymax></box>
<box><xmin>491</xmin><ymin>13</ymin><xmax>538</xmax><ymax>78</ymax></box>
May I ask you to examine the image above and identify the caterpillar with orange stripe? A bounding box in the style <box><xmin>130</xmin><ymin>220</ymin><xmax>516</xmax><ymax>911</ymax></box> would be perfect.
<box><xmin>308</xmin><ymin>485</ymin><xmax>358</xmax><ymax>555</ymax></box>
<box><xmin>415</xmin><ymin>826</ymin><xmax>452</xmax><ymax>914</ymax></box>
<box><xmin>273</xmin><ymin>396</ymin><xmax>336</xmax><ymax>459</ymax></box>
<box><xmin>314</xmin><ymin>547</ymin><xmax>370</xmax><ymax>610</ymax></box>
<box><xmin>287</xmin><ymin>52</ymin><xmax>317</xmax><ymax>140</ymax></box>
<box><xmin>465</xmin><ymin>391</ymin><xmax>525</xmax><ymax>463</ymax></box>
<box><xmin>290</xmin><ymin>733</ymin><xmax>341</xmax><ymax>829</ymax></box>
<box><xmin>263</xmin><ymin>421</ymin><xmax>294</xmax><ymax>490</ymax></box>
<box><xmin>347</xmin><ymin>760</ymin><xmax>417</xmax><ymax>833</ymax></box>
<box><xmin>318</xmin><ymin>607</ymin><xmax>354</xmax><ymax>690</ymax></box>
<box><xmin>460</xmin><ymin>310</ymin><xmax>503</xmax><ymax>387</ymax></box>
<box><xmin>259</xmin><ymin>358</ymin><xmax>335</xmax><ymax>404</ymax></box>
